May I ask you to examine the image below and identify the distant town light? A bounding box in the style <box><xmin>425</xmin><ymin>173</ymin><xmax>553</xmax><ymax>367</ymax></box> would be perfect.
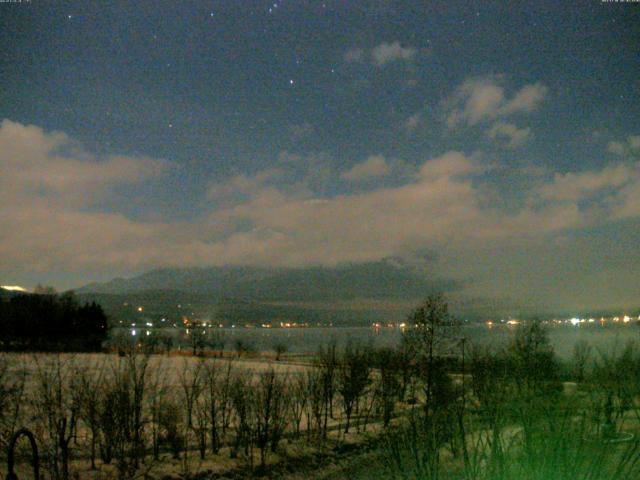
<box><xmin>1</xmin><ymin>285</ymin><xmax>27</xmax><ymax>292</ymax></box>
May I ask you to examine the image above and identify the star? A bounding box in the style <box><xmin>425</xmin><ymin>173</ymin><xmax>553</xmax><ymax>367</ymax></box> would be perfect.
<box><xmin>168</xmin><ymin>123</ymin><xmax>173</xmax><ymax>128</ymax></box>
<box><xmin>289</xmin><ymin>79</ymin><xmax>295</xmax><ymax>85</ymax></box>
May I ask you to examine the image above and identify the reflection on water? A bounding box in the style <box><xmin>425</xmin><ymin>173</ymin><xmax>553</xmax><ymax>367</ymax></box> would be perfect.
<box><xmin>127</xmin><ymin>323</ymin><xmax>640</xmax><ymax>358</ymax></box>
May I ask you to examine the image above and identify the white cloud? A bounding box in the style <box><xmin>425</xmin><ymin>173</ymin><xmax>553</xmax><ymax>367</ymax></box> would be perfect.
<box><xmin>341</xmin><ymin>155</ymin><xmax>391</xmax><ymax>181</ymax></box>
<box><xmin>404</xmin><ymin>113</ymin><xmax>421</xmax><ymax>131</ymax></box>
<box><xmin>0</xmin><ymin>119</ymin><xmax>167</xmax><ymax>208</ymax></box>
<box><xmin>203</xmin><ymin>153</ymin><xmax>640</xmax><ymax>269</ymax></box>
<box><xmin>344</xmin><ymin>41</ymin><xmax>417</xmax><ymax>67</ymax></box>
<box><xmin>500</xmin><ymin>83</ymin><xmax>548</xmax><ymax>115</ymax></box>
<box><xmin>607</xmin><ymin>135</ymin><xmax>640</xmax><ymax>156</ymax></box>
<box><xmin>487</xmin><ymin>122</ymin><xmax>532</xmax><ymax>149</ymax></box>
<box><xmin>607</xmin><ymin>141</ymin><xmax>627</xmax><ymax>156</ymax></box>
<box><xmin>0</xmin><ymin>119</ymin><xmax>188</xmax><ymax>273</ymax></box>
<box><xmin>446</xmin><ymin>76</ymin><xmax>505</xmax><ymax>128</ymax></box>
<box><xmin>3</xmin><ymin>119</ymin><xmax>640</xmax><ymax>300</ymax></box>
<box><xmin>446</xmin><ymin>76</ymin><xmax>547</xmax><ymax>128</ymax></box>
<box><xmin>207</xmin><ymin>168</ymin><xmax>284</xmax><ymax>201</ymax></box>
<box><xmin>417</xmin><ymin>151</ymin><xmax>480</xmax><ymax>181</ymax></box>
<box><xmin>537</xmin><ymin>162</ymin><xmax>638</xmax><ymax>203</ymax></box>
<box><xmin>371</xmin><ymin>41</ymin><xmax>416</xmax><ymax>66</ymax></box>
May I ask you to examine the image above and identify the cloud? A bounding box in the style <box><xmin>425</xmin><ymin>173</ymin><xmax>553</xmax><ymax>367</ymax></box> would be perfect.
<box><xmin>207</xmin><ymin>168</ymin><xmax>284</xmax><ymax>201</ymax></box>
<box><xmin>446</xmin><ymin>76</ymin><xmax>505</xmax><ymax>127</ymax></box>
<box><xmin>404</xmin><ymin>113</ymin><xmax>421</xmax><ymax>132</ymax></box>
<box><xmin>607</xmin><ymin>134</ymin><xmax>640</xmax><ymax>156</ymax></box>
<box><xmin>532</xmin><ymin>161</ymin><xmax>640</xmax><ymax>238</ymax></box>
<box><xmin>500</xmin><ymin>83</ymin><xmax>548</xmax><ymax>115</ymax></box>
<box><xmin>538</xmin><ymin>164</ymin><xmax>630</xmax><ymax>202</ymax></box>
<box><xmin>487</xmin><ymin>122</ymin><xmax>532</xmax><ymax>149</ymax></box>
<box><xmin>371</xmin><ymin>41</ymin><xmax>416</xmax><ymax>66</ymax></box>
<box><xmin>417</xmin><ymin>151</ymin><xmax>481</xmax><ymax>181</ymax></box>
<box><xmin>341</xmin><ymin>155</ymin><xmax>391</xmax><ymax>181</ymax></box>
<box><xmin>0</xmin><ymin>119</ymin><xmax>167</xmax><ymax>208</ymax></box>
<box><xmin>3</xmin><ymin>119</ymin><xmax>640</xmax><ymax>304</ymax></box>
<box><xmin>202</xmin><ymin>152</ymin><xmax>640</xmax><ymax>273</ymax></box>
<box><xmin>445</xmin><ymin>76</ymin><xmax>547</xmax><ymax>128</ymax></box>
<box><xmin>210</xmin><ymin>151</ymin><xmax>576</xmax><ymax>256</ymax></box>
<box><xmin>0</xmin><ymin>119</ymin><xmax>183</xmax><ymax>273</ymax></box>
<box><xmin>344</xmin><ymin>41</ymin><xmax>417</xmax><ymax>67</ymax></box>
<box><xmin>607</xmin><ymin>141</ymin><xmax>627</xmax><ymax>156</ymax></box>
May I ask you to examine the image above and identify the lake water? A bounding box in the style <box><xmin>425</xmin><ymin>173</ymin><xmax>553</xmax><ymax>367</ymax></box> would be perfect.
<box><xmin>161</xmin><ymin>322</ymin><xmax>640</xmax><ymax>359</ymax></box>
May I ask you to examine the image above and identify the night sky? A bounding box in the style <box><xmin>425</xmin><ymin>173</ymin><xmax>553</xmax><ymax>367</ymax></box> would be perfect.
<box><xmin>1</xmin><ymin>1</ymin><xmax>639</xmax><ymax>310</ymax></box>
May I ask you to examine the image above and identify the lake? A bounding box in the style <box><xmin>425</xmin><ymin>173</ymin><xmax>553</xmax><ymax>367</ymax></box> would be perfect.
<box><xmin>129</xmin><ymin>321</ymin><xmax>640</xmax><ymax>359</ymax></box>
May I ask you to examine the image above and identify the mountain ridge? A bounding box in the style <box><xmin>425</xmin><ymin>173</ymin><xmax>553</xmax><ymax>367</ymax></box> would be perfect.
<box><xmin>76</xmin><ymin>260</ymin><xmax>457</xmax><ymax>302</ymax></box>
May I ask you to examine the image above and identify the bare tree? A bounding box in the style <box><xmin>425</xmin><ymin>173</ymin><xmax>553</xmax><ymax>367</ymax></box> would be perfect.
<box><xmin>572</xmin><ymin>339</ymin><xmax>592</xmax><ymax>382</ymax></box>
<box><xmin>219</xmin><ymin>360</ymin><xmax>235</xmax><ymax>437</ymax></box>
<box><xmin>202</xmin><ymin>358</ymin><xmax>235</xmax><ymax>454</ymax></box>
<box><xmin>146</xmin><ymin>358</ymin><xmax>168</xmax><ymax>461</ymax></box>
<box><xmin>33</xmin><ymin>355</ymin><xmax>80</xmax><ymax>480</ymax></box>
<box><xmin>230</xmin><ymin>370</ymin><xmax>253</xmax><ymax>461</ymax></box>
<box><xmin>338</xmin><ymin>342</ymin><xmax>370</xmax><ymax>434</ymax></box>
<box><xmin>158</xmin><ymin>398</ymin><xmax>184</xmax><ymax>460</ymax></box>
<box><xmin>252</xmin><ymin>368</ymin><xmax>289</xmax><ymax>467</ymax></box>
<box><xmin>273</xmin><ymin>342</ymin><xmax>288</xmax><ymax>361</ymax></box>
<box><xmin>186</xmin><ymin>327</ymin><xmax>208</xmax><ymax>357</ymax></box>
<box><xmin>316</xmin><ymin>340</ymin><xmax>338</xmax><ymax>437</ymax></box>
<box><xmin>401</xmin><ymin>295</ymin><xmax>460</xmax><ymax>478</ymax></box>
<box><xmin>288</xmin><ymin>373</ymin><xmax>308</xmax><ymax>438</ymax></box>
<box><xmin>0</xmin><ymin>355</ymin><xmax>27</xmax><ymax>453</ymax></box>
<box><xmin>373</xmin><ymin>348</ymin><xmax>402</xmax><ymax>428</ymax></box>
<box><xmin>76</xmin><ymin>358</ymin><xmax>106</xmax><ymax>469</ymax></box>
<box><xmin>101</xmin><ymin>352</ymin><xmax>150</xmax><ymax>480</ymax></box>
<box><xmin>158</xmin><ymin>331</ymin><xmax>175</xmax><ymax>355</ymax></box>
<box><xmin>178</xmin><ymin>358</ymin><xmax>205</xmax><ymax>466</ymax></box>
<box><xmin>306</xmin><ymin>369</ymin><xmax>325</xmax><ymax>440</ymax></box>
<box><xmin>206</xmin><ymin>329</ymin><xmax>226</xmax><ymax>357</ymax></box>
<box><xmin>234</xmin><ymin>339</ymin><xmax>255</xmax><ymax>358</ymax></box>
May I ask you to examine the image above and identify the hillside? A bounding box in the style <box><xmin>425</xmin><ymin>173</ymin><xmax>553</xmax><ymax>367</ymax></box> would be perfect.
<box><xmin>77</xmin><ymin>260</ymin><xmax>456</xmax><ymax>302</ymax></box>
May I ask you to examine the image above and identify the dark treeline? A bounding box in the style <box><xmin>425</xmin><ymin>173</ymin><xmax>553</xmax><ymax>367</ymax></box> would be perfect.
<box><xmin>0</xmin><ymin>291</ymin><xmax>107</xmax><ymax>351</ymax></box>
